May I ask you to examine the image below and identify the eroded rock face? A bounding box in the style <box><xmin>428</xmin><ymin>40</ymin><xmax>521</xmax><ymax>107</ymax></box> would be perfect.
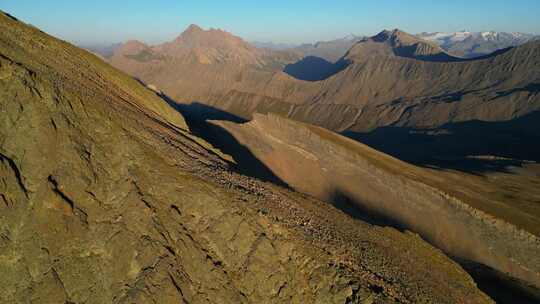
<box><xmin>211</xmin><ymin>114</ymin><xmax>540</xmax><ymax>290</ymax></box>
<box><xmin>0</xmin><ymin>12</ymin><xmax>492</xmax><ymax>304</ymax></box>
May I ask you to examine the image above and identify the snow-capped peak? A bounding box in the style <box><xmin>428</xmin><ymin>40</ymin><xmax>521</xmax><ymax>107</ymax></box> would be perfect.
<box><xmin>342</xmin><ymin>34</ymin><xmax>360</xmax><ymax>41</ymax></box>
<box><xmin>480</xmin><ymin>31</ymin><xmax>498</xmax><ymax>40</ymax></box>
<box><xmin>418</xmin><ymin>31</ymin><xmax>472</xmax><ymax>44</ymax></box>
<box><xmin>419</xmin><ymin>30</ymin><xmax>536</xmax><ymax>45</ymax></box>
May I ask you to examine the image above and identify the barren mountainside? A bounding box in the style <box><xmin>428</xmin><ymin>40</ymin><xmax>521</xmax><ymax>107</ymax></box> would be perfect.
<box><xmin>0</xmin><ymin>11</ymin><xmax>496</xmax><ymax>304</ymax></box>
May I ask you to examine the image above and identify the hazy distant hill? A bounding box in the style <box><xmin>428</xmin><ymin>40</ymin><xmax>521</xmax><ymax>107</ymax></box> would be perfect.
<box><xmin>80</xmin><ymin>42</ymin><xmax>122</xmax><ymax>58</ymax></box>
<box><xmin>251</xmin><ymin>41</ymin><xmax>298</xmax><ymax>50</ymax></box>
<box><xmin>293</xmin><ymin>34</ymin><xmax>365</xmax><ymax>62</ymax></box>
<box><xmin>252</xmin><ymin>35</ymin><xmax>365</xmax><ymax>63</ymax></box>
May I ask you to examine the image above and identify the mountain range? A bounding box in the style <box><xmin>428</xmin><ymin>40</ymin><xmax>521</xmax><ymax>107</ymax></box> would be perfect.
<box><xmin>291</xmin><ymin>34</ymin><xmax>365</xmax><ymax>63</ymax></box>
<box><xmin>109</xmin><ymin>26</ymin><xmax>539</xmax><ymax>135</ymax></box>
<box><xmin>89</xmin><ymin>30</ymin><xmax>538</xmax><ymax>63</ymax></box>
<box><xmin>418</xmin><ymin>31</ymin><xmax>539</xmax><ymax>58</ymax></box>
<box><xmin>236</xmin><ymin>31</ymin><xmax>538</xmax><ymax>62</ymax></box>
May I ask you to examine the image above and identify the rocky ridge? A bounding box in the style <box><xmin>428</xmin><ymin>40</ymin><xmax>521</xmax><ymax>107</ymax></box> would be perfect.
<box><xmin>211</xmin><ymin>113</ymin><xmax>540</xmax><ymax>291</ymax></box>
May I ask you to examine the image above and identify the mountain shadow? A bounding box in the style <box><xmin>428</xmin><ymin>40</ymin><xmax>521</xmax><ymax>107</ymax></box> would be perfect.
<box><xmin>394</xmin><ymin>45</ymin><xmax>463</xmax><ymax>62</ymax></box>
<box><xmin>166</xmin><ymin>98</ymin><xmax>540</xmax><ymax>303</ymax></box>
<box><xmin>344</xmin><ymin>110</ymin><xmax>540</xmax><ymax>173</ymax></box>
<box><xmin>459</xmin><ymin>260</ymin><xmax>540</xmax><ymax>304</ymax></box>
<box><xmin>392</xmin><ymin>44</ymin><xmax>514</xmax><ymax>62</ymax></box>
<box><xmin>329</xmin><ymin>189</ymin><xmax>406</xmax><ymax>229</ymax></box>
<box><xmin>331</xmin><ymin>190</ymin><xmax>540</xmax><ymax>304</ymax></box>
<box><xmin>284</xmin><ymin>56</ymin><xmax>349</xmax><ymax>81</ymax></box>
<box><xmin>492</xmin><ymin>82</ymin><xmax>540</xmax><ymax>100</ymax></box>
<box><xmin>161</xmin><ymin>97</ymin><xmax>289</xmax><ymax>187</ymax></box>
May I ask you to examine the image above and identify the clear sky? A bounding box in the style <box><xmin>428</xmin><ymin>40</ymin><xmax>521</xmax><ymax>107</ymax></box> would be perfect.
<box><xmin>2</xmin><ymin>0</ymin><xmax>539</xmax><ymax>46</ymax></box>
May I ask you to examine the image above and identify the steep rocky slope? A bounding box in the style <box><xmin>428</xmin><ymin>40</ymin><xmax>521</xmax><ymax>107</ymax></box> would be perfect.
<box><xmin>210</xmin><ymin>114</ymin><xmax>540</xmax><ymax>295</ymax></box>
<box><xmin>0</xmin><ymin>11</ymin><xmax>494</xmax><ymax>304</ymax></box>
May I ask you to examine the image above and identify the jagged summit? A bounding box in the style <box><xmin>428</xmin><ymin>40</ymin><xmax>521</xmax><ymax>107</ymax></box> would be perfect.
<box><xmin>113</xmin><ymin>22</ymin><xmax>302</xmax><ymax>68</ymax></box>
<box><xmin>185</xmin><ymin>23</ymin><xmax>203</xmax><ymax>33</ymax></box>
<box><xmin>175</xmin><ymin>24</ymin><xmax>231</xmax><ymax>43</ymax></box>
<box><xmin>174</xmin><ymin>23</ymin><xmax>246</xmax><ymax>47</ymax></box>
<box><xmin>374</xmin><ymin>29</ymin><xmax>434</xmax><ymax>46</ymax></box>
<box><xmin>372</xmin><ymin>29</ymin><xmax>407</xmax><ymax>41</ymax></box>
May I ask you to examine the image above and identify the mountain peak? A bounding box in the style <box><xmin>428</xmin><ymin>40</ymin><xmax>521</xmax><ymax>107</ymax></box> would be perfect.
<box><xmin>143</xmin><ymin>22</ymin><xmax>267</xmax><ymax>66</ymax></box>
<box><xmin>185</xmin><ymin>23</ymin><xmax>204</xmax><ymax>33</ymax></box>
<box><xmin>124</xmin><ymin>39</ymin><xmax>147</xmax><ymax>47</ymax></box>
<box><xmin>372</xmin><ymin>29</ymin><xmax>413</xmax><ymax>42</ymax></box>
<box><xmin>178</xmin><ymin>24</ymin><xmax>206</xmax><ymax>40</ymax></box>
<box><xmin>116</xmin><ymin>39</ymin><xmax>148</xmax><ymax>55</ymax></box>
<box><xmin>176</xmin><ymin>23</ymin><xmax>235</xmax><ymax>42</ymax></box>
<box><xmin>347</xmin><ymin>28</ymin><xmax>459</xmax><ymax>62</ymax></box>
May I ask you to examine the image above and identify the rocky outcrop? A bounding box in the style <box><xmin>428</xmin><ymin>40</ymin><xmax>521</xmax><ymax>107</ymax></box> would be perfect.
<box><xmin>0</xmin><ymin>11</ymin><xmax>493</xmax><ymax>304</ymax></box>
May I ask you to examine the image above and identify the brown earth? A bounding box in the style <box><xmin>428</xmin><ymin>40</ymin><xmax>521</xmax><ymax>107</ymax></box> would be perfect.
<box><xmin>0</xmin><ymin>11</ymin><xmax>495</xmax><ymax>304</ymax></box>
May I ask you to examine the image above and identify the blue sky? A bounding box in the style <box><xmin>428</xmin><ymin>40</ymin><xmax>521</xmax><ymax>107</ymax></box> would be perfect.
<box><xmin>2</xmin><ymin>0</ymin><xmax>539</xmax><ymax>45</ymax></box>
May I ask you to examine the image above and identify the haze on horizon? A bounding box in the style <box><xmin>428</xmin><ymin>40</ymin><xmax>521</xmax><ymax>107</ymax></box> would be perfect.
<box><xmin>2</xmin><ymin>0</ymin><xmax>540</xmax><ymax>46</ymax></box>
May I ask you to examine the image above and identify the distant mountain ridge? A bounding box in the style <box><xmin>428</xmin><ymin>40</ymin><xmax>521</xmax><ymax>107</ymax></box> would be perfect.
<box><xmin>294</xmin><ymin>34</ymin><xmax>365</xmax><ymax>62</ymax></box>
<box><xmin>85</xmin><ymin>29</ymin><xmax>538</xmax><ymax>62</ymax></box>
<box><xmin>345</xmin><ymin>29</ymin><xmax>460</xmax><ymax>62</ymax></box>
<box><xmin>251</xmin><ymin>41</ymin><xmax>298</xmax><ymax>50</ymax></box>
<box><xmin>81</xmin><ymin>42</ymin><xmax>122</xmax><ymax>58</ymax></box>
<box><xmin>252</xmin><ymin>35</ymin><xmax>365</xmax><ymax>63</ymax></box>
<box><xmin>418</xmin><ymin>30</ymin><xmax>539</xmax><ymax>58</ymax></box>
